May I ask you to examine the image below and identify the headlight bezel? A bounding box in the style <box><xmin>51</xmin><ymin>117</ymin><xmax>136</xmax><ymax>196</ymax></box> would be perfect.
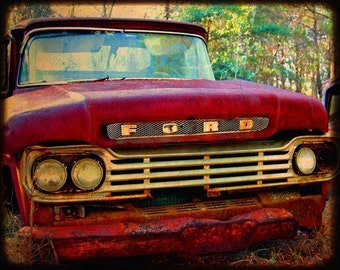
<box><xmin>32</xmin><ymin>154</ymin><xmax>105</xmax><ymax>194</ymax></box>
<box><xmin>293</xmin><ymin>142</ymin><xmax>337</xmax><ymax>175</ymax></box>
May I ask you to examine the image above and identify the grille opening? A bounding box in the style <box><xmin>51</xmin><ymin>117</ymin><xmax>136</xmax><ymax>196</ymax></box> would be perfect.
<box><xmin>150</xmin><ymin>175</ymin><xmax>202</xmax><ymax>183</ymax></box>
<box><xmin>110</xmin><ymin>190</ymin><xmax>146</xmax><ymax>197</ymax></box>
<box><xmin>151</xmin><ymin>165</ymin><xmax>203</xmax><ymax>173</ymax></box>
<box><xmin>150</xmin><ymin>156</ymin><xmax>203</xmax><ymax>162</ymax></box>
<box><xmin>262</xmin><ymin>169</ymin><xmax>289</xmax><ymax>175</ymax></box>
<box><xmin>210</xmin><ymin>162</ymin><xmax>258</xmax><ymax>169</ymax></box>
<box><xmin>111</xmin><ymin>169</ymin><xmax>143</xmax><ymax>175</ymax></box>
<box><xmin>210</xmin><ymin>152</ymin><xmax>259</xmax><ymax>159</ymax></box>
<box><xmin>112</xmin><ymin>158</ymin><xmax>144</xmax><ymax>165</ymax></box>
<box><xmin>263</xmin><ymin>160</ymin><xmax>289</xmax><ymax>165</ymax></box>
<box><xmin>111</xmin><ymin>179</ymin><xmax>144</xmax><ymax>186</ymax></box>
<box><xmin>210</xmin><ymin>171</ymin><xmax>258</xmax><ymax>179</ymax></box>
<box><xmin>265</xmin><ymin>151</ymin><xmax>290</xmax><ymax>156</ymax></box>
<box><xmin>140</xmin><ymin>187</ymin><xmax>206</xmax><ymax>207</ymax></box>
<box><xmin>138</xmin><ymin>187</ymin><xmax>264</xmax><ymax>208</ymax></box>
<box><xmin>105</xmin><ymin>184</ymin><xmax>319</xmax><ymax>210</ymax></box>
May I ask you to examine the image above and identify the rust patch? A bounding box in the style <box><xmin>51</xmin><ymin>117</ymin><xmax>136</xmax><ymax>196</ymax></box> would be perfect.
<box><xmin>20</xmin><ymin>207</ymin><xmax>297</xmax><ymax>261</ymax></box>
<box><xmin>259</xmin><ymin>192</ymin><xmax>325</xmax><ymax>228</ymax></box>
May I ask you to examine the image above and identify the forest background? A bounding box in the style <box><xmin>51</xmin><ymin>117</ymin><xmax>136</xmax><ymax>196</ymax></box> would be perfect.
<box><xmin>5</xmin><ymin>0</ymin><xmax>334</xmax><ymax>100</ymax></box>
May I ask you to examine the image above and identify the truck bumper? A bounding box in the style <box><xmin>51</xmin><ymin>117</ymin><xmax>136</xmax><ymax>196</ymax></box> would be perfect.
<box><xmin>20</xmin><ymin>207</ymin><xmax>297</xmax><ymax>261</ymax></box>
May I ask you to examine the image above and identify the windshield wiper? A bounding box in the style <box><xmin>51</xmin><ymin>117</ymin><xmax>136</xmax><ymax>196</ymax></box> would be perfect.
<box><xmin>73</xmin><ymin>76</ymin><xmax>127</xmax><ymax>83</ymax></box>
<box><xmin>23</xmin><ymin>76</ymin><xmax>129</xmax><ymax>86</ymax></box>
<box><xmin>89</xmin><ymin>75</ymin><xmax>110</xmax><ymax>82</ymax></box>
<box><xmin>66</xmin><ymin>76</ymin><xmax>110</xmax><ymax>84</ymax></box>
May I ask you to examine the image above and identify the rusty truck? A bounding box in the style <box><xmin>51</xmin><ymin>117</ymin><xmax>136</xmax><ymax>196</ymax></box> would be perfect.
<box><xmin>1</xmin><ymin>17</ymin><xmax>338</xmax><ymax>261</ymax></box>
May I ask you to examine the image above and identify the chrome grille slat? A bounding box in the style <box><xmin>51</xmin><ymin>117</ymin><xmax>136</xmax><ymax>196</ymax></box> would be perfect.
<box><xmin>108</xmin><ymin>154</ymin><xmax>290</xmax><ymax>171</ymax></box>
<box><xmin>104</xmin><ymin>145</ymin><xmax>295</xmax><ymax>195</ymax></box>
<box><xmin>107</xmin><ymin>172</ymin><xmax>294</xmax><ymax>192</ymax></box>
<box><xmin>109</xmin><ymin>163</ymin><xmax>291</xmax><ymax>182</ymax></box>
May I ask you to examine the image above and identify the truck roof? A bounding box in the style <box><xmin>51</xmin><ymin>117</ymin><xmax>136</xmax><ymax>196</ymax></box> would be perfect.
<box><xmin>11</xmin><ymin>17</ymin><xmax>208</xmax><ymax>41</ymax></box>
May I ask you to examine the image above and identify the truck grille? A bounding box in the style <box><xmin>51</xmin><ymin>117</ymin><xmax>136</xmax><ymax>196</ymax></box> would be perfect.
<box><xmin>104</xmin><ymin>142</ymin><xmax>294</xmax><ymax>199</ymax></box>
<box><xmin>26</xmin><ymin>136</ymin><xmax>335</xmax><ymax>203</ymax></box>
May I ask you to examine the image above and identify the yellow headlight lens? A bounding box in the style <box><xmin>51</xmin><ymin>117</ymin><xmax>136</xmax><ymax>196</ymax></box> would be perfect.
<box><xmin>71</xmin><ymin>158</ymin><xmax>103</xmax><ymax>190</ymax></box>
<box><xmin>33</xmin><ymin>159</ymin><xmax>67</xmax><ymax>192</ymax></box>
<box><xmin>295</xmin><ymin>147</ymin><xmax>316</xmax><ymax>175</ymax></box>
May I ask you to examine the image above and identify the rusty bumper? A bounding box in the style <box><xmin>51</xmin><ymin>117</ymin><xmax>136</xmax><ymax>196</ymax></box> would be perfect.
<box><xmin>20</xmin><ymin>207</ymin><xmax>297</xmax><ymax>261</ymax></box>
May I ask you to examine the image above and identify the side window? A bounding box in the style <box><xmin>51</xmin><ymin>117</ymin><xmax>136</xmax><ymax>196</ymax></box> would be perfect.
<box><xmin>328</xmin><ymin>92</ymin><xmax>340</xmax><ymax>128</ymax></box>
<box><xmin>0</xmin><ymin>37</ymin><xmax>10</xmax><ymax>97</ymax></box>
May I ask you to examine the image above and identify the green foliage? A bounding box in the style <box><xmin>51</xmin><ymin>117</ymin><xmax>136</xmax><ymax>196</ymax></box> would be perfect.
<box><xmin>173</xmin><ymin>3</ymin><xmax>333</xmax><ymax>99</ymax></box>
<box><xmin>252</xmin><ymin>23</ymin><xmax>290</xmax><ymax>35</ymax></box>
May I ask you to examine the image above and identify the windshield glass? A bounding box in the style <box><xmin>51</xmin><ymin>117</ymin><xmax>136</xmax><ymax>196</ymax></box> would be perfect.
<box><xmin>18</xmin><ymin>30</ymin><xmax>215</xmax><ymax>85</ymax></box>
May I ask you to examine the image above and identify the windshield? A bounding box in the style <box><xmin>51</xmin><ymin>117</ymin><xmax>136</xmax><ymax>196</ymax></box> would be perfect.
<box><xmin>18</xmin><ymin>30</ymin><xmax>215</xmax><ymax>86</ymax></box>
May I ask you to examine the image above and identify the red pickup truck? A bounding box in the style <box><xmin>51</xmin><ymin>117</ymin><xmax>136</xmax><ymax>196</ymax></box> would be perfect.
<box><xmin>1</xmin><ymin>17</ymin><xmax>338</xmax><ymax>261</ymax></box>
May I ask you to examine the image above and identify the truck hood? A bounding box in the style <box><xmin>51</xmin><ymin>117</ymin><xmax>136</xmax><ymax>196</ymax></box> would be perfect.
<box><xmin>2</xmin><ymin>79</ymin><xmax>328</xmax><ymax>154</ymax></box>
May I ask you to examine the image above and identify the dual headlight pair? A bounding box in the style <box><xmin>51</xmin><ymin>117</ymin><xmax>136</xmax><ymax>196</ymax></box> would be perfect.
<box><xmin>33</xmin><ymin>157</ymin><xmax>104</xmax><ymax>192</ymax></box>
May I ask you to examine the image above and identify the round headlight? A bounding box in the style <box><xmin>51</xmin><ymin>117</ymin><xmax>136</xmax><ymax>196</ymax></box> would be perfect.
<box><xmin>295</xmin><ymin>147</ymin><xmax>316</xmax><ymax>175</ymax></box>
<box><xmin>71</xmin><ymin>158</ymin><xmax>103</xmax><ymax>190</ymax></box>
<box><xmin>33</xmin><ymin>159</ymin><xmax>67</xmax><ymax>192</ymax></box>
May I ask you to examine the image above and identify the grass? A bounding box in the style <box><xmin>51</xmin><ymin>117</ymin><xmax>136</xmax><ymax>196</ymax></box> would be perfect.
<box><xmin>2</xmin><ymin>206</ymin><xmax>59</xmax><ymax>266</ymax></box>
<box><xmin>226</xmin><ymin>230</ymin><xmax>333</xmax><ymax>267</ymax></box>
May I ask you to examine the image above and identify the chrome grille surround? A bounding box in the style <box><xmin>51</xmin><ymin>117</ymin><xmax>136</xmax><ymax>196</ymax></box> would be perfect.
<box><xmin>22</xmin><ymin>135</ymin><xmax>338</xmax><ymax>203</ymax></box>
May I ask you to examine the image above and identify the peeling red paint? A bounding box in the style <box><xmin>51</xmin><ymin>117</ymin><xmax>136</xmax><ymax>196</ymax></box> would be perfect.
<box><xmin>20</xmin><ymin>208</ymin><xmax>297</xmax><ymax>261</ymax></box>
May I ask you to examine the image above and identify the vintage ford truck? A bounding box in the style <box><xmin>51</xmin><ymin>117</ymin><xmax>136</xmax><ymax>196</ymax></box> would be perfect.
<box><xmin>1</xmin><ymin>17</ymin><xmax>339</xmax><ymax>261</ymax></box>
